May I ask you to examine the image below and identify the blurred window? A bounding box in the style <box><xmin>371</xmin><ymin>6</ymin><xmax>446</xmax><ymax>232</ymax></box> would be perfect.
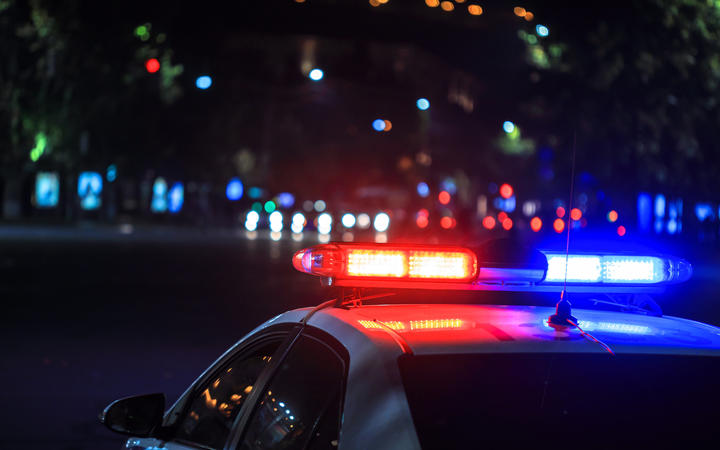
<box><xmin>239</xmin><ymin>335</ymin><xmax>346</xmax><ymax>450</ymax></box>
<box><xmin>174</xmin><ymin>340</ymin><xmax>282</xmax><ymax>449</ymax></box>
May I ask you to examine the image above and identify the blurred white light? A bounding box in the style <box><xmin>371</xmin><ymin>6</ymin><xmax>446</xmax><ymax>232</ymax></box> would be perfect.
<box><xmin>270</xmin><ymin>220</ymin><xmax>283</xmax><ymax>232</ymax></box>
<box><xmin>341</xmin><ymin>213</ymin><xmax>356</xmax><ymax>228</ymax></box>
<box><xmin>314</xmin><ymin>200</ymin><xmax>326</xmax><ymax>212</ymax></box>
<box><xmin>309</xmin><ymin>68</ymin><xmax>324</xmax><ymax>81</ymax></box>
<box><xmin>245</xmin><ymin>230</ymin><xmax>258</xmax><ymax>240</ymax></box>
<box><xmin>318</xmin><ymin>212</ymin><xmax>332</xmax><ymax>228</ymax></box>
<box><xmin>291</xmin><ymin>222</ymin><xmax>304</xmax><ymax>234</ymax></box>
<box><xmin>292</xmin><ymin>212</ymin><xmax>306</xmax><ymax>225</ymax></box>
<box><xmin>269</xmin><ymin>210</ymin><xmax>282</xmax><ymax>222</ymax></box>
<box><xmin>270</xmin><ymin>231</ymin><xmax>282</xmax><ymax>241</ymax></box>
<box><xmin>342</xmin><ymin>231</ymin><xmax>354</xmax><ymax>242</ymax></box>
<box><xmin>245</xmin><ymin>220</ymin><xmax>258</xmax><ymax>231</ymax></box>
<box><xmin>318</xmin><ymin>233</ymin><xmax>330</xmax><ymax>243</ymax></box>
<box><xmin>416</xmin><ymin>98</ymin><xmax>430</xmax><ymax>110</ymax></box>
<box><xmin>357</xmin><ymin>213</ymin><xmax>371</xmax><ymax>229</ymax></box>
<box><xmin>373</xmin><ymin>212</ymin><xmax>390</xmax><ymax>232</ymax></box>
<box><xmin>375</xmin><ymin>232</ymin><xmax>388</xmax><ymax>243</ymax></box>
<box><xmin>536</xmin><ymin>25</ymin><xmax>549</xmax><ymax>37</ymax></box>
<box><xmin>303</xmin><ymin>200</ymin><xmax>314</xmax><ymax>212</ymax></box>
<box><xmin>503</xmin><ymin>121</ymin><xmax>515</xmax><ymax>133</ymax></box>
<box><xmin>247</xmin><ymin>210</ymin><xmax>260</xmax><ymax>223</ymax></box>
<box><xmin>292</xmin><ymin>232</ymin><xmax>303</xmax><ymax>242</ymax></box>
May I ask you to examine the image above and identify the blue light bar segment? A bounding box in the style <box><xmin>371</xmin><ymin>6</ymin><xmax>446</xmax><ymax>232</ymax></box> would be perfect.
<box><xmin>542</xmin><ymin>252</ymin><xmax>687</xmax><ymax>285</ymax></box>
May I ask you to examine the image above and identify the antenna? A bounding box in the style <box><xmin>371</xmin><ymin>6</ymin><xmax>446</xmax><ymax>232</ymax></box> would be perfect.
<box><xmin>548</xmin><ymin>133</ymin><xmax>579</xmax><ymax>329</ymax></box>
<box><xmin>546</xmin><ymin>134</ymin><xmax>614</xmax><ymax>355</ymax></box>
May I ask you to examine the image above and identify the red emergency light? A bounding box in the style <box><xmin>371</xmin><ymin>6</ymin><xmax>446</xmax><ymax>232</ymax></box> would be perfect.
<box><xmin>293</xmin><ymin>244</ymin><xmax>477</xmax><ymax>282</ymax></box>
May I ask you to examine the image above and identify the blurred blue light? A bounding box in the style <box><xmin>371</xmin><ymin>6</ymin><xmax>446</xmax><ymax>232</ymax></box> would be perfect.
<box><xmin>168</xmin><ymin>182</ymin><xmax>184</xmax><ymax>213</ymax></box>
<box><xmin>695</xmin><ymin>203</ymin><xmax>713</xmax><ymax>221</ymax></box>
<box><xmin>441</xmin><ymin>178</ymin><xmax>457</xmax><ymax>195</ymax></box>
<box><xmin>106</xmin><ymin>164</ymin><xmax>117</xmax><ymax>182</ymax></box>
<box><xmin>654</xmin><ymin>194</ymin><xmax>666</xmax><ymax>218</ymax></box>
<box><xmin>544</xmin><ymin>254</ymin><xmax>664</xmax><ymax>284</ymax></box>
<box><xmin>78</xmin><ymin>172</ymin><xmax>103</xmax><ymax>210</ymax></box>
<box><xmin>277</xmin><ymin>192</ymin><xmax>295</xmax><ymax>208</ymax></box>
<box><xmin>637</xmin><ymin>193</ymin><xmax>651</xmax><ymax>232</ymax></box>
<box><xmin>226</xmin><ymin>178</ymin><xmax>244</xmax><ymax>201</ymax></box>
<box><xmin>151</xmin><ymin>178</ymin><xmax>168</xmax><ymax>213</ymax></box>
<box><xmin>372</xmin><ymin>119</ymin><xmax>386</xmax><ymax>131</ymax></box>
<box><xmin>667</xmin><ymin>219</ymin><xmax>678</xmax><ymax>234</ymax></box>
<box><xmin>536</xmin><ymin>25</ymin><xmax>549</xmax><ymax>37</ymax></box>
<box><xmin>35</xmin><ymin>172</ymin><xmax>59</xmax><ymax>208</ymax></box>
<box><xmin>416</xmin><ymin>98</ymin><xmax>430</xmax><ymax>110</ymax></box>
<box><xmin>416</xmin><ymin>182</ymin><xmax>430</xmax><ymax>198</ymax></box>
<box><xmin>309</xmin><ymin>69</ymin><xmax>323</xmax><ymax>81</ymax></box>
<box><xmin>195</xmin><ymin>75</ymin><xmax>212</xmax><ymax>90</ymax></box>
<box><xmin>248</xmin><ymin>187</ymin><xmax>263</xmax><ymax>199</ymax></box>
<box><xmin>502</xmin><ymin>121</ymin><xmax>515</xmax><ymax>133</ymax></box>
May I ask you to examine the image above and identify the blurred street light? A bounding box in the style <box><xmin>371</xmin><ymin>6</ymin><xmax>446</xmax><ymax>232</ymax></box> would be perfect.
<box><xmin>416</xmin><ymin>98</ymin><xmax>430</xmax><ymax>110</ymax></box>
<box><xmin>309</xmin><ymin>68</ymin><xmax>324</xmax><ymax>81</ymax></box>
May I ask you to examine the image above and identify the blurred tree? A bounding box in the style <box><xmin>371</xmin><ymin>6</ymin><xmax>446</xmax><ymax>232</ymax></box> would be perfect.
<box><xmin>0</xmin><ymin>0</ymin><xmax>183</xmax><ymax>173</ymax></box>
<box><xmin>521</xmin><ymin>0</ymin><xmax>720</xmax><ymax>198</ymax></box>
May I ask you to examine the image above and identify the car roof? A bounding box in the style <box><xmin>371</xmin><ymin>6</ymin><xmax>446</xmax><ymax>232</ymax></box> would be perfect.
<box><xmin>267</xmin><ymin>304</ymin><xmax>720</xmax><ymax>357</ymax></box>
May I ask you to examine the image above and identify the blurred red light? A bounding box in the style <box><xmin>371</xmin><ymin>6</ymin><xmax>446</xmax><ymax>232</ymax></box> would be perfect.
<box><xmin>617</xmin><ymin>225</ymin><xmax>626</xmax><ymax>236</ymax></box>
<box><xmin>502</xmin><ymin>218</ymin><xmax>513</xmax><ymax>230</ymax></box>
<box><xmin>438</xmin><ymin>191</ymin><xmax>451</xmax><ymax>205</ymax></box>
<box><xmin>556</xmin><ymin>207</ymin><xmax>566</xmax><ymax>218</ymax></box>
<box><xmin>530</xmin><ymin>216</ymin><xmax>542</xmax><ymax>232</ymax></box>
<box><xmin>499</xmin><ymin>183</ymin><xmax>513</xmax><ymax>199</ymax></box>
<box><xmin>416</xmin><ymin>215</ymin><xmax>429</xmax><ymax>228</ymax></box>
<box><xmin>440</xmin><ymin>216</ymin><xmax>453</xmax><ymax>229</ymax></box>
<box><xmin>497</xmin><ymin>211</ymin><xmax>508</xmax><ymax>222</ymax></box>
<box><xmin>608</xmin><ymin>210</ymin><xmax>618</xmax><ymax>223</ymax></box>
<box><xmin>145</xmin><ymin>58</ymin><xmax>160</xmax><ymax>73</ymax></box>
<box><xmin>418</xmin><ymin>208</ymin><xmax>429</xmax><ymax>217</ymax></box>
<box><xmin>482</xmin><ymin>216</ymin><xmax>496</xmax><ymax>229</ymax></box>
<box><xmin>570</xmin><ymin>208</ymin><xmax>582</xmax><ymax>221</ymax></box>
<box><xmin>553</xmin><ymin>218</ymin><xmax>565</xmax><ymax>233</ymax></box>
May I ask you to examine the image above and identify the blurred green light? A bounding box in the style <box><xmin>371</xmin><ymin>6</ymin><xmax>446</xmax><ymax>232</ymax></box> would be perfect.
<box><xmin>251</xmin><ymin>202</ymin><xmax>263</xmax><ymax>213</ymax></box>
<box><xmin>29</xmin><ymin>132</ymin><xmax>47</xmax><ymax>162</ymax></box>
<box><xmin>134</xmin><ymin>25</ymin><xmax>147</xmax><ymax>37</ymax></box>
<box><xmin>264</xmin><ymin>201</ymin><xmax>276</xmax><ymax>213</ymax></box>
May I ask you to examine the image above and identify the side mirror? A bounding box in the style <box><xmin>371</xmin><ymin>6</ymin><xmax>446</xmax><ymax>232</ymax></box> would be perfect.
<box><xmin>100</xmin><ymin>393</ymin><xmax>165</xmax><ymax>437</ymax></box>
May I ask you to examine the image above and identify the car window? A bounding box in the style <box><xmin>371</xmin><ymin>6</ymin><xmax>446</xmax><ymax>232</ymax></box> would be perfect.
<box><xmin>238</xmin><ymin>335</ymin><xmax>345</xmax><ymax>450</ymax></box>
<box><xmin>174</xmin><ymin>340</ymin><xmax>281</xmax><ymax>449</ymax></box>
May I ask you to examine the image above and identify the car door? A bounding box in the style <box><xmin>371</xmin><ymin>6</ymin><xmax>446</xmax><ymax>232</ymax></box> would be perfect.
<box><xmin>124</xmin><ymin>326</ymin><xmax>295</xmax><ymax>450</ymax></box>
<box><xmin>227</xmin><ymin>327</ymin><xmax>349</xmax><ymax>450</ymax></box>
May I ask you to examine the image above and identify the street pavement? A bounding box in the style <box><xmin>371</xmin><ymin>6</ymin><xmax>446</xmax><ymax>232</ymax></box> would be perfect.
<box><xmin>1</xmin><ymin>224</ymin><xmax>719</xmax><ymax>449</ymax></box>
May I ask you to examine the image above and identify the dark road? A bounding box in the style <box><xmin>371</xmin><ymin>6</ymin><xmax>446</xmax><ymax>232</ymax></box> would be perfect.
<box><xmin>2</xmin><ymin>227</ymin><xmax>720</xmax><ymax>449</ymax></box>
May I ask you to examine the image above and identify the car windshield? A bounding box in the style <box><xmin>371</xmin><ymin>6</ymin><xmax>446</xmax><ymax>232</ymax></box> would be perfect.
<box><xmin>399</xmin><ymin>353</ymin><xmax>720</xmax><ymax>446</ymax></box>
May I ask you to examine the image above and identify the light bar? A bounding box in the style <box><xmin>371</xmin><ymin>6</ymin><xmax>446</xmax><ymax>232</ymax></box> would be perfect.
<box><xmin>541</xmin><ymin>252</ymin><xmax>691</xmax><ymax>285</ymax></box>
<box><xmin>293</xmin><ymin>244</ymin><xmax>477</xmax><ymax>282</ymax></box>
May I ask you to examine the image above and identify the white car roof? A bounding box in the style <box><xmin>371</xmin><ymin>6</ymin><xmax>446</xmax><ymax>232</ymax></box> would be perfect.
<box><xmin>264</xmin><ymin>303</ymin><xmax>720</xmax><ymax>357</ymax></box>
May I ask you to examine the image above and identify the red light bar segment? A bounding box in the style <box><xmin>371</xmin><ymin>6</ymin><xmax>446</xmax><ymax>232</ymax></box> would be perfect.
<box><xmin>347</xmin><ymin>249</ymin><xmax>407</xmax><ymax>277</ymax></box>
<box><xmin>292</xmin><ymin>244</ymin><xmax>477</xmax><ymax>282</ymax></box>
<box><xmin>408</xmin><ymin>251</ymin><xmax>475</xmax><ymax>279</ymax></box>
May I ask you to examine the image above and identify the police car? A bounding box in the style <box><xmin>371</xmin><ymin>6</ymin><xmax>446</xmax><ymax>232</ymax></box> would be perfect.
<box><xmin>102</xmin><ymin>241</ymin><xmax>720</xmax><ymax>448</ymax></box>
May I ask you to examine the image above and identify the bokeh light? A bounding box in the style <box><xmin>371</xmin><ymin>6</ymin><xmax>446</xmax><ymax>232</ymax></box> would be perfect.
<box><xmin>374</xmin><ymin>212</ymin><xmax>390</xmax><ymax>232</ymax></box>
<box><xmin>226</xmin><ymin>178</ymin><xmax>244</xmax><ymax>201</ymax></box>
<box><xmin>417</xmin><ymin>182</ymin><xmax>430</xmax><ymax>197</ymax></box>
<box><xmin>513</xmin><ymin>7</ymin><xmax>526</xmax><ymax>17</ymax></box>
<box><xmin>341</xmin><ymin>213</ymin><xmax>356</xmax><ymax>228</ymax></box>
<box><xmin>502</xmin><ymin>218</ymin><xmax>513</xmax><ymax>230</ymax></box>
<box><xmin>553</xmin><ymin>218</ymin><xmax>565</xmax><ymax>233</ymax></box>
<box><xmin>556</xmin><ymin>206</ymin><xmax>566</xmax><ymax>218</ymax></box>
<box><xmin>425</xmin><ymin>0</ymin><xmax>440</xmax><ymax>7</ymax></box>
<box><xmin>482</xmin><ymin>216</ymin><xmax>496</xmax><ymax>229</ymax></box>
<box><xmin>357</xmin><ymin>213</ymin><xmax>371</xmax><ymax>229</ymax></box>
<box><xmin>416</xmin><ymin>98</ymin><xmax>430</xmax><ymax>110</ymax></box>
<box><xmin>536</xmin><ymin>24</ymin><xmax>549</xmax><ymax>37</ymax></box>
<box><xmin>195</xmin><ymin>75</ymin><xmax>212</xmax><ymax>89</ymax></box>
<box><xmin>314</xmin><ymin>200</ymin><xmax>326</xmax><ymax>212</ymax></box>
<box><xmin>145</xmin><ymin>58</ymin><xmax>160</xmax><ymax>73</ymax></box>
<box><xmin>468</xmin><ymin>4</ymin><xmax>483</xmax><ymax>15</ymax></box>
<box><xmin>440</xmin><ymin>216</ymin><xmax>454</xmax><ymax>229</ymax></box>
<box><xmin>499</xmin><ymin>183</ymin><xmax>513</xmax><ymax>199</ymax></box>
<box><xmin>264</xmin><ymin>201</ymin><xmax>276</xmax><ymax>213</ymax></box>
<box><xmin>440</xmin><ymin>1</ymin><xmax>454</xmax><ymax>11</ymax></box>
<box><xmin>318</xmin><ymin>213</ymin><xmax>333</xmax><ymax>234</ymax></box>
<box><xmin>530</xmin><ymin>217</ymin><xmax>542</xmax><ymax>232</ymax></box>
<box><xmin>570</xmin><ymin>208</ymin><xmax>583</xmax><ymax>221</ymax></box>
<box><xmin>309</xmin><ymin>68</ymin><xmax>324</xmax><ymax>81</ymax></box>
<box><xmin>438</xmin><ymin>190</ymin><xmax>451</xmax><ymax>205</ymax></box>
<box><xmin>617</xmin><ymin>225</ymin><xmax>627</xmax><ymax>237</ymax></box>
<box><xmin>416</xmin><ymin>214</ymin><xmax>429</xmax><ymax>228</ymax></box>
<box><xmin>372</xmin><ymin>119</ymin><xmax>386</xmax><ymax>131</ymax></box>
<box><xmin>383</xmin><ymin>119</ymin><xmax>392</xmax><ymax>131</ymax></box>
<box><xmin>502</xmin><ymin>121</ymin><xmax>515</xmax><ymax>133</ymax></box>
